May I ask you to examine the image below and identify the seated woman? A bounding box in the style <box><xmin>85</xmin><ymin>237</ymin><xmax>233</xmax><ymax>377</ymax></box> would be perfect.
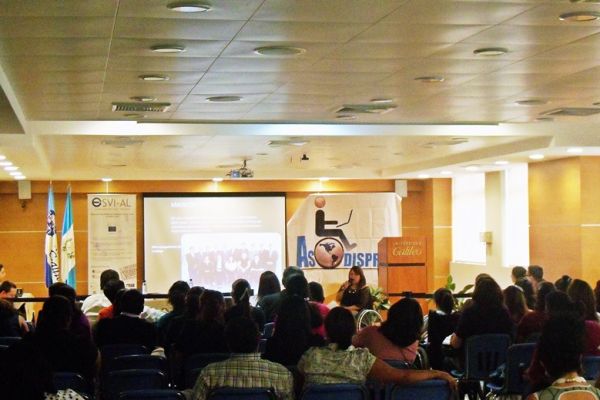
<box><xmin>0</xmin><ymin>298</ymin><xmax>28</xmax><ymax>337</ymax></box>
<box><xmin>517</xmin><ymin>282</ymin><xmax>555</xmax><ymax>343</ymax></box>
<box><xmin>352</xmin><ymin>297</ymin><xmax>421</xmax><ymax>363</ymax></box>
<box><xmin>336</xmin><ymin>266</ymin><xmax>371</xmax><ymax>313</ymax></box>
<box><xmin>526</xmin><ymin>314</ymin><xmax>600</xmax><ymax>400</ymax></box>
<box><xmin>298</xmin><ymin>307</ymin><xmax>457</xmax><ymax>390</ymax></box>
<box><xmin>224</xmin><ymin>279</ymin><xmax>265</xmax><ymax>332</ymax></box>
<box><xmin>427</xmin><ymin>288</ymin><xmax>460</xmax><ymax>370</ymax></box>
<box><xmin>264</xmin><ymin>295</ymin><xmax>324</xmax><ymax>366</ymax></box>
<box><xmin>503</xmin><ymin>285</ymin><xmax>531</xmax><ymax>325</ymax></box>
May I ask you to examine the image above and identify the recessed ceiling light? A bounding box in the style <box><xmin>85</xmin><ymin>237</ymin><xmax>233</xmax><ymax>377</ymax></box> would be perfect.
<box><xmin>139</xmin><ymin>74</ymin><xmax>169</xmax><ymax>81</ymax></box>
<box><xmin>212</xmin><ymin>177</ymin><xmax>223</xmax><ymax>182</ymax></box>
<box><xmin>4</xmin><ymin>166</ymin><xmax>18</xmax><ymax>171</ymax></box>
<box><xmin>529</xmin><ymin>154</ymin><xmax>545</xmax><ymax>160</ymax></box>
<box><xmin>465</xmin><ymin>165</ymin><xmax>479</xmax><ymax>171</ymax></box>
<box><xmin>415</xmin><ymin>76</ymin><xmax>445</xmax><ymax>83</ymax></box>
<box><xmin>336</xmin><ymin>115</ymin><xmax>357</xmax><ymax>120</ymax></box>
<box><xmin>473</xmin><ymin>47</ymin><xmax>509</xmax><ymax>56</ymax></box>
<box><xmin>0</xmin><ymin>161</ymin><xmax>12</xmax><ymax>166</ymax></box>
<box><xmin>567</xmin><ymin>147</ymin><xmax>583</xmax><ymax>154</ymax></box>
<box><xmin>559</xmin><ymin>11</ymin><xmax>600</xmax><ymax>21</ymax></box>
<box><xmin>206</xmin><ymin>95</ymin><xmax>242</xmax><ymax>102</ymax></box>
<box><xmin>370</xmin><ymin>98</ymin><xmax>394</xmax><ymax>104</ymax></box>
<box><xmin>418</xmin><ymin>174</ymin><xmax>430</xmax><ymax>179</ymax></box>
<box><xmin>516</xmin><ymin>99</ymin><xmax>548</xmax><ymax>106</ymax></box>
<box><xmin>254</xmin><ymin>46</ymin><xmax>306</xmax><ymax>56</ymax></box>
<box><xmin>495</xmin><ymin>160</ymin><xmax>509</xmax><ymax>165</ymax></box>
<box><xmin>167</xmin><ymin>1</ymin><xmax>211</xmax><ymax>12</ymax></box>
<box><xmin>8</xmin><ymin>171</ymin><xmax>21</xmax><ymax>176</ymax></box>
<box><xmin>0</xmin><ymin>155</ymin><xmax>5</xmax><ymax>161</ymax></box>
<box><xmin>319</xmin><ymin>177</ymin><xmax>330</xmax><ymax>182</ymax></box>
<box><xmin>14</xmin><ymin>175</ymin><xmax>26</xmax><ymax>180</ymax></box>
<box><xmin>150</xmin><ymin>44</ymin><xmax>186</xmax><ymax>53</ymax></box>
<box><xmin>101</xmin><ymin>177</ymin><xmax>113</xmax><ymax>182</ymax></box>
<box><xmin>440</xmin><ymin>170</ymin><xmax>453</xmax><ymax>175</ymax></box>
<box><xmin>130</xmin><ymin>96</ymin><xmax>157</xmax><ymax>102</ymax></box>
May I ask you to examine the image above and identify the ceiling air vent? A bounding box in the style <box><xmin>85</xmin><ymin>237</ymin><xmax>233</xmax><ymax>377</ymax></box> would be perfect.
<box><xmin>541</xmin><ymin>108</ymin><xmax>600</xmax><ymax>117</ymax></box>
<box><xmin>111</xmin><ymin>102</ymin><xmax>171</xmax><ymax>112</ymax></box>
<box><xmin>422</xmin><ymin>137</ymin><xmax>469</xmax><ymax>148</ymax></box>
<box><xmin>336</xmin><ymin>103</ymin><xmax>396</xmax><ymax>115</ymax></box>
<box><xmin>101</xmin><ymin>137</ymin><xmax>144</xmax><ymax>148</ymax></box>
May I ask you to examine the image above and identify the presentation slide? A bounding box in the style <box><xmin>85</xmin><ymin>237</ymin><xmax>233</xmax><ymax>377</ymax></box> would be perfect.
<box><xmin>144</xmin><ymin>195</ymin><xmax>286</xmax><ymax>293</ymax></box>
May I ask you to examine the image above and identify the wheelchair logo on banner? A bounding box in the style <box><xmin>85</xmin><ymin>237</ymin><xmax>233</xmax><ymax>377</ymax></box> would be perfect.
<box><xmin>313</xmin><ymin>196</ymin><xmax>356</xmax><ymax>269</ymax></box>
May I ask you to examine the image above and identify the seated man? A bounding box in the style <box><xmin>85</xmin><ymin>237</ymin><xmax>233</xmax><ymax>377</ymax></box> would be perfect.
<box><xmin>97</xmin><ymin>279</ymin><xmax>125</xmax><ymax>320</ymax></box>
<box><xmin>81</xmin><ymin>269</ymin><xmax>119</xmax><ymax>315</ymax></box>
<box><xmin>95</xmin><ymin>289</ymin><xmax>157</xmax><ymax>351</ymax></box>
<box><xmin>0</xmin><ymin>280</ymin><xmax>17</xmax><ymax>299</ymax></box>
<box><xmin>186</xmin><ymin>317</ymin><xmax>294</xmax><ymax>400</ymax></box>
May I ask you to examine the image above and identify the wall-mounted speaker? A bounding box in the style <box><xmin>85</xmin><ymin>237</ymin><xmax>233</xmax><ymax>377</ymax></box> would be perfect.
<box><xmin>395</xmin><ymin>180</ymin><xmax>408</xmax><ymax>198</ymax></box>
<box><xmin>17</xmin><ymin>180</ymin><xmax>31</xmax><ymax>200</ymax></box>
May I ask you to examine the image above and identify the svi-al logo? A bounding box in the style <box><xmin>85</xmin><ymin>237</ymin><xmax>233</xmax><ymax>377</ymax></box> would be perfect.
<box><xmin>91</xmin><ymin>197</ymin><xmax>102</xmax><ymax>207</ymax></box>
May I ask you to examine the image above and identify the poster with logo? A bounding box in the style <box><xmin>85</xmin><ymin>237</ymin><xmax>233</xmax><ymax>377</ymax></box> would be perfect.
<box><xmin>88</xmin><ymin>194</ymin><xmax>137</xmax><ymax>294</ymax></box>
<box><xmin>287</xmin><ymin>193</ymin><xmax>402</xmax><ymax>269</ymax></box>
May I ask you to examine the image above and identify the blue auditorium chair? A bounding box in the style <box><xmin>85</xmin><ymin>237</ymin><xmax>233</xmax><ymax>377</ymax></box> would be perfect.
<box><xmin>301</xmin><ymin>383</ymin><xmax>369</xmax><ymax>400</ymax></box>
<box><xmin>111</xmin><ymin>354</ymin><xmax>167</xmax><ymax>374</ymax></box>
<box><xmin>104</xmin><ymin>369</ymin><xmax>166</xmax><ymax>400</ymax></box>
<box><xmin>486</xmin><ymin>343</ymin><xmax>536</xmax><ymax>397</ymax></box>
<box><xmin>583</xmin><ymin>356</ymin><xmax>600</xmax><ymax>381</ymax></box>
<box><xmin>183</xmin><ymin>353</ymin><xmax>230</xmax><ymax>389</ymax></box>
<box><xmin>388</xmin><ymin>380</ymin><xmax>451</xmax><ymax>400</ymax></box>
<box><xmin>208</xmin><ymin>387</ymin><xmax>276</xmax><ymax>400</ymax></box>
<box><xmin>119</xmin><ymin>389</ymin><xmax>185</xmax><ymax>399</ymax></box>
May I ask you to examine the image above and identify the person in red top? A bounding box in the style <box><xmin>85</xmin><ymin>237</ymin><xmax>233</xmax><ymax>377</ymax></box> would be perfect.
<box><xmin>97</xmin><ymin>279</ymin><xmax>125</xmax><ymax>320</ymax></box>
<box><xmin>517</xmin><ymin>282</ymin><xmax>555</xmax><ymax>343</ymax></box>
<box><xmin>308</xmin><ymin>281</ymin><xmax>329</xmax><ymax>338</ymax></box>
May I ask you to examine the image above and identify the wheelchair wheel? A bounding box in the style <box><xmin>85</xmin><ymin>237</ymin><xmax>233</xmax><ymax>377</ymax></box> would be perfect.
<box><xmin>356</xmin><ymin>309</ymin><xmax>383</xmax><ymax>330</ymax></box>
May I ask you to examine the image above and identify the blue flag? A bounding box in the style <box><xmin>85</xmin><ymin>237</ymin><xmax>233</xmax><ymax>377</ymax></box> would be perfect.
<box><xmin>61</xmin><ymin>185</ymin><xmax>76</xmax><ymax>288</ymax></box>
<box><xmin>44</xmin><ymin>185</ymin><xmax>59</xmax><ymax>287</ymax></box>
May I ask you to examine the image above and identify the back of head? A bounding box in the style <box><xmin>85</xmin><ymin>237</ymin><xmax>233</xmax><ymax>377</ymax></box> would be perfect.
<box><xmin>103</xmin><ymin>279</ymin><xmax>125</xmax><ymax>304</ymax></box>
<box><xmin>528</xmin><ymin>265</ymin><xmax>544</xmax><ymax>281</ymax></box>
<box><xmin>473</xmin><ymin>277</ymin><xmax>503</xmax><ymax>310</ymax></box>
<box><xmin>555</xmin><ymin>275</ymin><xmax>572</xmax><ymax>293</ymax></box>
<box><xmin>282</xmin><ymin>266</ymin><xmax>304</xmax><ymax>289</ymax></box>
<box><xmin>275</xmin><ymin>295</ymin><xmax>312</xmax><ymax>339</ymax></box>
<box><xmin>225</xmin><ymin>316</ymin><xmax>259</xmax><ymax>353</ymax></box>
<box><xmin>503</xmin><ymin>285</ymin><xmax>528</xmax><ymax>321</ymax></box>
<box><xmin>380</xmin><ymin>297</ymin><xmax>423</xmax><ymax>348</ymax></box>
<box><xmin>184</xmin><ymin>286</ymin><xmax>204</xmax><ymax>318</ymax></box>
<box><xmin>546</xmin><ymin>291</ymin><xmax>578</xmax><ymax>318</ymax></box>
<box><xmin>535</xmin><ymin>282</ymin><xmax>556</xmax><ymax>312</ymax></box>
<box><xmin>433</xmin><ymin>288</ymin><xmax>455</xmax><ymax>314</ymax></box>
<box><xmin>48</xmin><ymin>282</ymin><xmax>76</xmax><ymax>304</ymax></box>
<box><xmin>257</xmin><ymin>271</ymin><xmax>281</xmax><ymax>299</ymax></box>
<box><xmin>308</xmin><ymin>281</ymin><xmax>325</xmax><ymax>303</ymax></box>
<box><xmin>515</xmin><ymin>278</ymin><xmax>536</xmax><ymax>309</ymax></box>
<box><xmin>232</xmin><ymin>279</ymin><xmax>251</xmax><ymax>304</ymax></box>
<box><xmin>474</xmin><ymin>273</ymin><xmax>492</xmax><ymax>287</ymax></box>
<box><xmin>567</xmin><ymin>279</ymin><xmax>598</xmax><ymax>322</ymax></box>
<box><xmin>538</xmin><ymin>314</ymin><xmax>585</xmax><ymax>380</ymax></box>
<box><xmin>0</xmin><ymin>298</ymin><xmax>16</xmax><ymax>318</ymax></box>
<box><xmin>0</xmin><ymin>280</ymin><xmax>16</xmax><ymax>296</ymax></box>
<box><xmin>120</xmin><ymin>289</ymin><xmax>144</xmax><ymax>315</ymax></box>
<box><xmin>286</xmin><ymin>274</ymin><xmax>309</xmax><ymax>298</ymax></box>
<box><xmin>37</xmin><ymin>295</ymin><xmax>73</xmax><ymax>333</ymax></box>
<box><xmin>168</xmin><ymin>280</ymin><xmax>190</xmax><ymax>311</ymax></box>
<box><xmin>100</xmin><ymin>269</ymin><xmax>120</xmax><ymax>290</ymax></box>
<box><xmin>511</xmin><ymin>266</ymin><xmax>527</xmax><ymax>281</ymax></box>
<box><xmin>199</xmin><ymin>289</ymin><xmax>225</xmax><ymax>323</ymax></box>
<box><xmin>325</xmin><ymin>307</ymin><xmax>356</xmax><ymax>350</ymax></box>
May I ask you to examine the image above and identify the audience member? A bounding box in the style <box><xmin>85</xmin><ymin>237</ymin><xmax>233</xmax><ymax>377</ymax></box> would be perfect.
<box><xmin>527</xmin><ymin>265</ymin><xmax>545</xmax><ymax>293</ymax></box>
<box><xmin>81</xmin><ymin>268</ymin><xmax>119</xmax><ymax>315</ymax></box>
<box><xmin>97</xmin><ymin>279</ymin><xmax>125</xmax><ymax>320</ymax></box>
<box><xmin>0</xmin><ymin>298</ymin><xmax>28</xmax><ymax>336</ymax></box>
<box><xmin>258</xmin><ymin>266</ymin><xmax>303</xmax><ymax>322</ymax></box>
<box><xmin>514</xmin><ymin>274</ymin><xmax>536</xmax><ymax>310</ymax></box>
<box><xmin>427</xmin><ymin>288</ymin><xmax>460</xmax><ymax>370</ymax></box>
<box><xmin>224</xmin><ymin>279</ymin><xmax>265</xmax><ymax>331</ymax></box>
<box><xmin>163</xmin><ymin>286</ymin><xmax>203</xmax><ymax>351</ymax></box>
<box><xmin>526</xmin><ymin>315</ymin><xmax>600</xmax><ymax>400</ymax></box>
<box><xmin>517</xmin><ymin>282</ymin><xmax>555</xmax><ymax>342</ymax></box>
<box><xmin>299</xmin><ymin>307</ymin><xmax>457</xmax><ymax>390</ymax></box>
<box><xmin>48</xmin><ymin>282</ymin><xmax>91</xmax><ymax>339</ymax></box>
<box><xmin>186</xmin><ymin>317</ymin><xmax>294</xmax><ymax>400</ymax></box>
<box><xmin>308</xmin><ymin>281</ymin><xmax>330</xmax><ymax>337</ymax></box>
<box><xmin>336</xmin><ymin>266</ymin><xmax>371</xmax><ymax>313</ymax></box>
<box><xmin>567</xmin><ymin>279</ymin><xmax>599</xmax><ymax>322</ymax></box>
<box><xmin>353</xmin><ymin>297</ymin><xmax>422</xmax><ymax>363</ymax></box>
<box><xmin>555</xmin><ymin>275</ymin><xmax>573</xmax><ymax>293</ymax></box>
<box><xmin>511</xmin><ymin>266</ymin><xmax>527</xmax><ymax>283</ymax></box>
<box><xmin>595</xmin><ymin>280</ymin><xmax>600</xmax><ymax>314</ymax></box>
<box><xmin>0</xmin><ymin>280</ymin><xmax>17</xmax><ymax>298</ymax></box>
<box><xmin>95</xmin><ymin>289</ymin><xmax>157</xmax><ymax>350</ymax></box>
<box><xmin>264</xmin><ymin>295</ymin><xmax>325</xmax><ymax>366</ymax></box>
<box><xmin>156</xmin><ymin>280</ymin><xmax>190</xmax><ymax>344</ymax></box>
<box><xmin>257</xmin><ymin>271</ymin><xmax>281</xmax><ymax>303</ymax></box>
<box><xmin>503</xmin><ymin>285</ymin><xmax>531</xmax><ymax>325</ymax></box>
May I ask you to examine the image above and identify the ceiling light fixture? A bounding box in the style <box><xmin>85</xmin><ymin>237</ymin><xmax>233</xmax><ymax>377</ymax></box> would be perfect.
<box><xmin>495</xmin><ymin>160</ymin><xmax>509</xmax><ymax>165</ymax></box>
<box><xmin>254</xmin><ymin>46</ymin><xmax>306</xmax><ymax>56</ymax></box>
<box><xmin>206</xmin><ymin>95</ymin><xmax>242</xmax><ymax>102</ymax></box>
<box><xmin>139</xmin><ymin>74</ymin><xmax>169</xmax><ymax>81</ymax></box>
<box><xmin>167</xmin><ymin>1</ymin><xmax>211</xmax><ymax>12</ymax></box>
<box><xmin>4</xmin><ymin>166</ymin><xmax>18</xmax><ymax>171</ymax></box>
<box><xmin>440</xmin><ymin>170</ymin><xmax>453</xmax><ymax>175</ymax></box>
<box><xmin>529</xmin><ymin>154</ymin><xmax>545</xmax><ymax>160</ymax></box>
<box><xmin>559</xmin><ymin>11</ymin><xmax>600</xmax><ymax>21</ymax></box>
<box><xmin>465</xmin><ymin>165</ymin><xmax>479</xmax><ymax>171</ymax></box>
<box><xmin>150</xmin><ymin>44</ymin><xmax>186</xmax><ymax>53</ymax></box>
<box><xmin>336</xmin><ymin>115</ymin><xmax>357</xmax><ymax>120</ymax></box>
<box><xmin>567</xmin><ymin>147</ymin><xmax>583</xmax><ymax>154</ymax></box>
<box><xmin>516</xmin><ymin>99</ymin><xmax>548</xmax><ymax>106</ymax></box>
<box><xmin>101</xmin><ymin>177</ymin><xmax>113</xmax><ymax>182</ymax></box>
<box><xmin>0</xmin><ymin>161</ymin><xmax>12</xmax><ymax>166</ymax></box>
<box><xmin>415</xmin><ymin>76</ymin><xmax>445</xmax><ymax>83</ymax></box>
<box><xmin>370</xmin><ymin>98</ymin><xmax>394</xmax><ymax>104</ymax></box>
<box><xmin>130</xmin><ymin>96</ymin><xmax>157</xmax><ymax>102</ymax></box>
<box><xmin>0</xmin><ymin>155</ymin><xmax>5</xmax><ymax>161</ymax></box>
<box><xmin>417</xmin><ymin>174</ymin><xmax>430</xmax><ymax>179</ymax></box>
<box><xmin>14</xmin><ymin>175</ymin><xmax>26</xmax><ymax>180</ymax></box>
<box><xmin>212</xmin><ymin>177</ymin><xmax>223</xmax><ymax>182</ymax></box>
<box><xmin>473</xmin><ymin>47</ymin><xmax>509</xmax><ymax>56</ymax></box>
<box><xmin>8</xmin><ymin>171</ymin><xmax>21</xmax><ymax>176</ymax></box>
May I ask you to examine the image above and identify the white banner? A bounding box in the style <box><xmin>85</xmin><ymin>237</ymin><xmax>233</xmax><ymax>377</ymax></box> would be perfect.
<box><xmin>287</xmin><ymin>193</ymin><xmax>402</xmax><ymax>269</ymax></box>
<box><xmin>88</xmin><ymin>194</ymin><xmax>137</xmax><ymax>294</ymax></box>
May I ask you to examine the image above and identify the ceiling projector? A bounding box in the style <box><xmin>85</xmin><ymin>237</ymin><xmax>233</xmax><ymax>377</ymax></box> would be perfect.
<box><xmin>228</xmin><ymin>160</ymin><xmax>254</xmax><ymax>178</ymax></box>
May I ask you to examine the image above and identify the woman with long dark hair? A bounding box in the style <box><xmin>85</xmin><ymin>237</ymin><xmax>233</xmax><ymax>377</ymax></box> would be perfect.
<box><xmin>517</xmin><ymin>281</ymin><xmax>555</xmax><ymax>343</ymax></box>
<box><xmin>257</xmin><ymin>271</ymin><xmax>281</xmax><ymax>303</ymax></box>
<box><xmin>225</xmin><ymin>279</ymin><xmax>265</xmax><ymax>331</ymax></box>
<box><xmin>336</xmin><ymin>266</ymin><xmax>371</xmax><ymax>313</ymax></box>
<box><xmin>503</xmin><ymin>285</ymin><xmax>531</xmax><ymax>325</ymax></box>
<box><xmin>427</xmin><ymin>288</ymin><xmax>460</xmax><ymax>370</ymax></box>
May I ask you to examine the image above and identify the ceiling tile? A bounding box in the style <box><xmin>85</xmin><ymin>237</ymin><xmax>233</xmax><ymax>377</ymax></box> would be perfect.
<box><xmin>262</xmin><ymin>93</ymin><xmax>336</xmax><ymax>105</ymax></box>
<box><xmin>13</xmin><ymin>83</ymin><xmax>104</xmax><ymax>94</ymax></box>
<box><xmin>102</xmin><ymin>83</ymin><xmax>195</xmax><ymax>95</ymax></box>
<box><xmin>176</xmin><ymin>103</ymin><xmax>257</xmax><ymax>112</ymax></box>
<box><xmin>108</xmin><ymin>56</ymin><xmax>214</xmax><ymax>72</ymax></box>
<box><xmin>221</xmin><ymin>41</ymin><xmax>339</xmax><ymax>58</ymax></box>
<box><xmin>0</xmin><ymin>0</ymin><xmax>117</xmax><ymax>17</ymax></box>
<box><xmin>532</xmin><ymin>43</ymin><xmax>600</xmax><ymax>60</ymax></box>
<box><xmin>504</xmin><ymin>3</ymin><xmax>600</xmax><ymax>26</ymax></box>
<box><xmin>104</xmin><ymin>70</ymin><xmax>204</xmax><ymax>84</ymax></box>
<box><xmin>114</xmin><ymin>18</ymin><xmax>246</xmax><ymax>40</ymax></box>
<box><xmin>405</xmin><ymin>59</ymin><xmax>512</xmax><ymax>74</ymax></box>
<box><xmin>463</xmin><ymin>72</ymin><xmax>562</xmax><ymax>87</ymax></box>
<box><xmin>200</xmin><ymin>72</ymin><xmax>289</xmax><ymax>84</ymax></box>
<box><xmin>190</xmin><ymin>83</ymin><xmax>282</xmax><ymax>95</ymax></box>
<box><xmin>310</xmin><ymin>58</ymin><xmax>414</xmax><ymax>73</ymax></box>
<box><xmin>170</xmin><ymin>112</ymin><xmax>248</xmax><ymax>120</ymax></box>
<box><xmin>381</xmin><ymin>73</ymin><xmax>478</xmax><ymax>86</ymax></box>
<box><xmin>117</xmin><ymin>0</ymin><xmax>263</xmax><ymax>20</ymax></box>
<box><xmin>250</xmin><ymin>103</ymin><xmax>330</xmax><ymax>113</ymax></box>
<box><xmin>0</xmin><ymin>38</ymin><xmax>110</xmax><ymax>56</ymax></box>
<box><xmin>463</xmin><ymin>25</ymin><xmax>600</xmax><ymax>45</ymax></box>
<box><xmin>354</xmin><ymin>24</ymin><xmax>491</xmax><ymax>43</ymax></box>
<box><xmin>184</xmin><ymin>93</ymin><xmax>269</xmax><ymax>104</ymax></box>
<box><xmin>500</xmin><ymin>59</ymin><xmax>600</xmax><ymax>74</ymax></box>
<box><xmin>0</xmin><ymin>56</ymin><xmax>108</xmax><ymax>71</ymax></box>
<box><xmin>237</xmin><ymin>21</ymin><xmax>370</xmax><ymax>42</ymax></box>
<box><xmin>329</xmin><ymin>43</ymin><xmax>451</xmax><ymax>58</ymax></box>
<box><xmin>209</xmin><ymin>58</ymin><xmax>317</xmax><ymax>72</ymax></box>
<box><xmin>428</xmin><ymin>42</ymin><xmax>555</xmax><ymax>60</ymax></box>
<box><xmin>110</xmin><ymin>39</ymin><xmax>229</xmax><ymax>58</ymax></box>
<box><xmin>0</xmin><ymin>17</ymin><xmax>114</xmax><ymax>38</ymax></box>
<box><xmin>6</xmin><ymin>70</ymin><xmax>105</xmax><ymax>85</ymax></box>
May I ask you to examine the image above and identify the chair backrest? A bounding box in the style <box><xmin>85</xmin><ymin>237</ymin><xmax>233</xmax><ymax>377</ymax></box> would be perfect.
<box><xmin>119</xmin><ymin>389</ymin><xmax>185</xmax><ymax>399</ymax></box>
<box><xmin>262</xmin><ymin>322</ymin><xmax>275</xmax><ymax>339</ymax></box>
<box><xmin>464</xmin><ymin>334</ymin><xmax>511</xmax><ymax>380</ymax></box>
<box><xmin>413</xmin><ymin>346</ymin><xmax>429</xmax><ymax>370</ymax></box>
<box><xmin>105</xmin><ymin>369</ymin><xmax>166</xmax><ymax>400</ymax></box>
<box><xmin>112</xmin><ymin>354</ymin><xmax>167</xmax><ymax>373</ymax></box>
<box><xmin>389</xmin><ymin>380</ymin><xmax>451</xmax><ymax>400</ymax></box>
<box><xmin>0</xmin><ymin>336</ymin><xmax>21</xmax><ymax>346</ymax></box>
<box><xmin>208</xmin><ymin>387</ymin><xmax>276</xmax><ymax>400</ymax></box>
<box><xmin>258</xmin><ymin>339</ymin><xmax>267</xmax><ymax>354</ymax></box>
<box><xmin>53</xmin><ymin>372</ymin><xmax>90</xmax><ymax>396</ymax></box>
<box><xmin>301</xmin><ymin>384</ymin><xmax>369</xmax><ymax>400</ymax></box>
<box><xmin>183</xmin><ymin>353</ymin><xmax>230</xmax><ymax>389</ymax></box>
<box><xmin>504</xmin><ymin>343</ymin><xmax>536</xmax><ymax>394</ymax></box>
<box><xmin>101</xmin><ymin>344</ymin><xmax>149</xmax><ymax>373</ymax></box>
<box><xmin>582</xmin><ymin>356</ymin><xmax>600</xmax><ymax>380</ymax></box>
